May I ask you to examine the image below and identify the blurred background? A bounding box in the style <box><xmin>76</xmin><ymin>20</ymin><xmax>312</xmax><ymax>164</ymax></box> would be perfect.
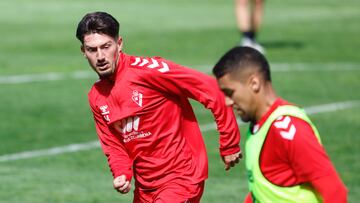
<box><xmin>0</xmin><ymin>0</ymin><xmax>359</xmax><ymax>202</ymax></box>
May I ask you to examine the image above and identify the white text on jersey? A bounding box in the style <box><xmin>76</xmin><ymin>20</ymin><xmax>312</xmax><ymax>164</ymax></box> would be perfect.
<box><xmin>113</xmin><ymin>116</ymin><xmax>152</xmax><ymax>143</ymax></box>
<box><xmin>99</xmin><ymin>105</ymin><xmax>110</xmax><ymax>122</ymax></box>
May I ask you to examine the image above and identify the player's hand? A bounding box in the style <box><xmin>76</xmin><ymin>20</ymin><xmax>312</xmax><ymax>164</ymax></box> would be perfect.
<box><xmin>113</xmin><ymin>175</ymin><xmax>131</xmax><ymax>194</ymax></box>
<box><xmin>222</xmin><ymin>151</ymin><xmax>242</xmax><ymax>171</ymax></box>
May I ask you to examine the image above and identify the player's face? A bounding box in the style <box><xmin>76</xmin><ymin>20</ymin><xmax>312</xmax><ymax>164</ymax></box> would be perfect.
<box><xmin>81</xmin><ymin>33</ymin><xmax>122</xmax><ymax>78</ymax></box>
<box><xmin>218</xmin><ymin>74</ymin><xmax>256</xmax><ymax>122</ymax></box>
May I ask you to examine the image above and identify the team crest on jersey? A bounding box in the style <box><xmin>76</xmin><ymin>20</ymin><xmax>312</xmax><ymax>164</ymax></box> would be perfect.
<box><xmin>132</xmin><ymin>90</ymin><xmax>143</xmax><ymax>107</ymax></box>
<box><xmin>99</xmin><ymin>105</ymin><xmax>110</xmax><ymax>122</ymax></box>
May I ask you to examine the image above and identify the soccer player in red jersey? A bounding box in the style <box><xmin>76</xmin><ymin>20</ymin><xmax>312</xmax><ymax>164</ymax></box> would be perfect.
<box><xmin>213</xmin><ymin>47</ymin><xmax>347</xmax><ymax>203</ymax></box>
<box><xmin>76</xmin><ymin>12</ymin><xmax>242</xmax><ymax>202</ymax></box>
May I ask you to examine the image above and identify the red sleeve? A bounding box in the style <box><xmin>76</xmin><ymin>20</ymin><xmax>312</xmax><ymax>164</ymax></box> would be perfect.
<box><xmin>88</xmin><ymin>93</ymin><xmax>133</xmax><ymax>181</ymax></box>
<box><xmin>269</xmin><ymin>116</ymin><xmax>347</xmax><ymax>201</ymax></box>
<box><xmin>134</xmin><ymin>57</ymin><xmax>241</xmax><ymax>156</ymax></box>
<box><xmin>285</xmin><ymin>117</ymin><xmax>338</xmax><ymax>182</ymax></box>
<box><xmin>243</xmin><ymin>192</ymin><xmax>253</xmax><ymax>203</ymax></box>
<box><xmin>311</xmin><ymin>173</ymin><xmax>348</xmax><ymax>203</ymax></box>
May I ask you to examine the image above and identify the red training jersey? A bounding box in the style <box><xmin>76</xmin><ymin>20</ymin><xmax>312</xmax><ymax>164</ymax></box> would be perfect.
<box><xmin>244</xmin><ymin>98</ymin><xmax>347</xmax><ymax>203</ymax></box>
<box><xmin>88</xmin><ymin>53</ymin><xmax>241</xmax><ymax>190</ymax></box>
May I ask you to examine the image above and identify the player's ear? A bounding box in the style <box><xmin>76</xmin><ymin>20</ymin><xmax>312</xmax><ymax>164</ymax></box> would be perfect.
<box><xmin>80</xmin><ymin>45</ymin><xmax>86</xmax><ymax>58</ymax></box>
<box><xmin>117</xmin><ymin>36</ymin><xmax>123</xmax><ymax>52</ymax></box>
<box><xmin>249</xmin><ymin>75</ymin><xmax>261</xmax><ymax>93</ymax></box>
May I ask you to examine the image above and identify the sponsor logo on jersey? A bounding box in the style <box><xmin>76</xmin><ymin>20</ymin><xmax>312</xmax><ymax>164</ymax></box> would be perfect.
<box><xmin>130</xmin><ymin>57</ymin><xmax>169</xmax><ymax>73</ymax></box>
<box><xmin>113</xmin><ymin>116</ymin><xmax>152</xmax><ymax>143</ymax></box>
<box><xmin>119</xmin><ymin>116</ymin><xmax>140</xmax><ymax>134</ymax></box>
<box><xmin>247</xmin><ymin>170</ymin><xmax>254</xmax><ymax>182</ymax></box>
<box><xmin>99</xmin><ymin>105</ymin><xmax>110</xmax><ymax>122</ymax></box>
<box><xmin>132</xmin><ymin>90</ymin><xmax>143</xmax><ymax>107</ymax></box>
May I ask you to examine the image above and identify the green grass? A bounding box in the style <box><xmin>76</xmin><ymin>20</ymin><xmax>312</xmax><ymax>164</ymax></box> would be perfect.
<box><xmin>0</xmin><ymin>0</ymin><xmax>359</xmax><ymax>202</ymax></box>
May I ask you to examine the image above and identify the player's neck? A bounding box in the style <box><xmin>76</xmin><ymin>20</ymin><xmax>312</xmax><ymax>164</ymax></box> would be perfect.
<box><xmin>254</xmin><ymin>84</ymin><xmax>277</xmax><ymax>122</ymax></box>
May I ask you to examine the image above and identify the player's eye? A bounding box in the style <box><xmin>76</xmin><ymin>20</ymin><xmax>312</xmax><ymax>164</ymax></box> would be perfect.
<box><xmin>222</xmin><ymin>89</ymin><xmax>234</xmax><ymax>98</ymax></box>
<box><xmin>102</xmin><ymin>43</ymin><xmax>112</xmax><ymax>49</ymax></box>
<box><xmin>86</xmin><ymin>47</ymin><xmax>97</xmax><ymax>52</ymax></box>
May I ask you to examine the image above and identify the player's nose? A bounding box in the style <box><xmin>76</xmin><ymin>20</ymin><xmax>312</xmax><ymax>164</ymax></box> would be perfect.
<box><xmin>96</xmin><ymin>49</ymin><xmax>105</xmax><ymax>59</ymax></box>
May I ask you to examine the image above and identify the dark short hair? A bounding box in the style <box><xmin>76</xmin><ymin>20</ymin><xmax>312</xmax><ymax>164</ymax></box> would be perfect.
<box><xmin>212</xmin><ymin>47</ymin><xmax>271</xmax><ymax>81</ymax></box>
<box><xmin>76</xmin><ymin>12</ymin><xmax>119</xmax><ymax>43</ymax></box>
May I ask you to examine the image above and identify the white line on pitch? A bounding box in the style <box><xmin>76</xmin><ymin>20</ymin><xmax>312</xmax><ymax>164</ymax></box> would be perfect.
<box><xmin>0</xmin><ymin>62</ymin><xmax>359</xmax><ymax>84</ymax></box>
<box><xmin>0</xmin><ymin>100</ymin><xmax>359</xmax><ymax>162</ymax></box>
<box><xmin>194</xmin><ymin>62</ymin><xmax>360</xmax><ymax>73</ymax></box>
<box><xmin>0</xmin><ymin>71</ymin><xmax>95</xmax><ymax>84</ymax></box>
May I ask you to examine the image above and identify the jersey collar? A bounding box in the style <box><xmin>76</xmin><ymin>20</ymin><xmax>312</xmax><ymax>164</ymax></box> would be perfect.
<box><xmin>251</xmin><ymin>98</ymin><xmax>288</xmax><ymax>134</ymax></box>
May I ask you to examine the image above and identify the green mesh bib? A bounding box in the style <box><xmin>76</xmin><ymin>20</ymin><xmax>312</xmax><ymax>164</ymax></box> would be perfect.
<box><xmin>245</xmin><ymin>105</ymin><xmax>322</xmax><ymax>203</ymax></box>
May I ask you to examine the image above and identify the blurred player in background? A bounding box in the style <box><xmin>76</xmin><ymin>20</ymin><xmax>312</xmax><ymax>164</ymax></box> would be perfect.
<box><xmin>76</xmin><ymin>12</ymin><xmax>242</xmax><ymax>202</ymax></box>
<box><xmin>213</xmin><ymin>47</ymin><xmax>347</xmax><ymax>203</ymax></box>
<box><xmin>235</xmin><ymin>0</ymin><xmax>265</xmax><ymax>53</ymax></box>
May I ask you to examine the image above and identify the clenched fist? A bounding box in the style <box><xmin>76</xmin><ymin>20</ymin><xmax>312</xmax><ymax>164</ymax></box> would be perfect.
<box><xmin>113</xmin><ymin>175</ymin><xmax>131</xmax><ymax>194</ymax></box>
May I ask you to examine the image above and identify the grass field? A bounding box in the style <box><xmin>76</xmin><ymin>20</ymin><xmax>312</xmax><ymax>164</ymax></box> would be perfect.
<box><xmin>0</xmin><ymin>0</ymin><xmax>359</xmax><ymax>202</ymax></box>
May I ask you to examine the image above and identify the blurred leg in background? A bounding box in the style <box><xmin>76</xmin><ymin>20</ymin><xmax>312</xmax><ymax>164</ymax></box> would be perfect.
<box><xmin>235</xmin><ymin>0</ymin><xmax>265</xmax><ymax>53</ymax></box>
